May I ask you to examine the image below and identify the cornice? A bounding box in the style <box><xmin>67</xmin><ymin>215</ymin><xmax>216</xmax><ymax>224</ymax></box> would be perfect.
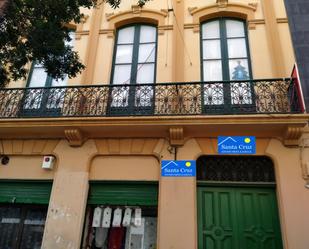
<box><xmin>0</xmin><ymin>115</ymin><xmax>308</xmax><ymax>146</ymax></box>
<box><xmin>0</xmin><ymin>114</ymin><xmax>308</xmax><ymax>127</ymax></box>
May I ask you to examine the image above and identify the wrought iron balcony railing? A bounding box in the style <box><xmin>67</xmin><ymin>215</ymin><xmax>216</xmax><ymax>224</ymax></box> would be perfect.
<box><xmin>0</xmin><ymin>78</ymin><xmax>303</xmax><ymax>118</ymax></box>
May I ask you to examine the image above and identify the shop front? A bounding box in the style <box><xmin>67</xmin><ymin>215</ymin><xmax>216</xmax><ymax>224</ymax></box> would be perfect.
<box><xmin>81</xmin><ymin>182</ymin><xmax>158</xmax><ymax>249</ymax></box>
<box><xmin>0</xmin><ymin>181</ymin><xmax>52</xmax><ymax>249</ymax></box>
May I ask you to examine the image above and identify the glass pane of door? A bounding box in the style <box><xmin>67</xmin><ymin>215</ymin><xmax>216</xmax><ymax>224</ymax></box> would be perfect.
<box><xmin>19</xmin><ymin>208</ymin><xmax>47</xmax><ymax>249</ymax></box>
<box><xmin>0</xmin><ymin>207</ymin><xmax>21</xmax><ymax>249</ymax></box>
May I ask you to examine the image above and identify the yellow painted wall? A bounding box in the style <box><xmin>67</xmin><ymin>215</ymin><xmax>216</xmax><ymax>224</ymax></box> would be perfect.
<box><xmin>90</xmin><ymin>155</ymin><xmax>159</xmax><ymax>180</ymax></box>
<box><xmin>1</xmin><ymin>136</ymin><xmax>308</xmax><ymax>248</ymax></box>
<box><xmin>5</xmin><ymin>0</ymin><xmax>296</xmax><ymax>87</ymax></box>
<box><xmin>0</xmin><ymin>156</ymin><xmax>54</xmax><ymax>179</ymax></box>
<box><xmin>2</xmin><ymin>1</ymin><xmax>308</xmax><ymax>249</ymax></box>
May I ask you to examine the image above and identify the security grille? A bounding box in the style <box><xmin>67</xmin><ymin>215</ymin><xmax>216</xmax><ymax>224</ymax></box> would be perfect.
<box><xmin>197</xmin><ymin>156</ymin><xmax>275</xmax><ymax>183</ymax></box>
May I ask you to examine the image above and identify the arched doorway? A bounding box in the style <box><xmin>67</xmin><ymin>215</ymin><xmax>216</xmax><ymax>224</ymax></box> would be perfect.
<box><xmin>196</xmin><ymin>156</ymin><xmax>283</xmax><ymax>249</ymax></box>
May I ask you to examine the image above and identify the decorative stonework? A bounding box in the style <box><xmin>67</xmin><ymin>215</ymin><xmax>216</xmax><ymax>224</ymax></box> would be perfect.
<box><xmin>131</xmin><ymin>4</ymin><xmax>141</xmax><ymax>14</ymax></box>
<box><xmin>248</xmin><ymin>3</ymin><xmax>258</xmax><ymax>11</ymax></box>
<box><xmin>169</xmin><ymin>127</ymin><xmax>184</xmax><ymax>146</ymax></box>
<box><xmin>248</xmin><ymin>19</ymin><xmax>265</xmax><ymax>29</ymax></box>
<box><xmin>99</xmin><ymin>29</ymin><xmax>115</xmax><ymax>38</ymax></box>
<box><xmin>158</xmin><ymin>25</ymin><xmax>173</xmax><ymax>35</ymax></box>
<box><xmin>187</xmin><ymin>2</ymin><xmax>257</xmax><ymax>32</ymax></box>
<box><xmin>64</xmin><ymin>129</ymin><xmax>85</xmax><ymax>147</ymax></box>
<box><xmin>106</xmin><ymin>6</ymin><xmax>168</xmax><ymax>34</ymax></box>
<box><xmin>277</xmin><ymin>18</ymin><xmax>288</xmax><ymax>23</ymax></box>
<box><xmin>217</xmin><ymin>0</ymin><xmax>228</xmax><ymax>8</ymax></box>
<box><xmin>284</xmin><ymin>126</ymin><xmax>304</xmax><ymax>146</ymax></box>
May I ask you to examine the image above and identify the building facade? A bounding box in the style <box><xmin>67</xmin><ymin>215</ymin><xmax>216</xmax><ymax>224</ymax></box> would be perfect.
<box><xmin>0</xmin><ymin>0</ymin><xmax>309</xmax><ymax>248</ymax></box>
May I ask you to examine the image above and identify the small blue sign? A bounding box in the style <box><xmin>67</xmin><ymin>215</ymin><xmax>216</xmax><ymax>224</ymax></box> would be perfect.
<box><xmin>218</xmin><ymin>136</ymin><xmax>256</xmax><ymax>154</ymax></box>
<box><xmin>161</xmin><ymin>160</ymin><xmax>196</xmax><ymax>177</ymax></box>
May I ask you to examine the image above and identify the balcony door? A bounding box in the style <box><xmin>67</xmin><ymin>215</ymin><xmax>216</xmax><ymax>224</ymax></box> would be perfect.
<box><xmin>21</xmin><ymin>32</ymin><xmax>74</xmax><ymax>117</ymax></box>
<box><xmin>109</xmin><ymin>24</ymin><xmax>157</xmax><ymax>115</ymax></box>
<box><xmin>201</xmin><ymin>18</ymin><xmax>255</xmax><ymax>114</ymax></box>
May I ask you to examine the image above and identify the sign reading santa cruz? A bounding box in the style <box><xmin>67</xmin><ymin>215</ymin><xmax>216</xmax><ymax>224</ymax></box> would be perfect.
<box><xmin>218</xmin><ymin>136</ymin><xmax>256</xmax><ymax>154</ymax></box>
<box><xmin>161</xmin><ymin>160</ymin><xmax>196</xmax><ymax>177</ymax></box>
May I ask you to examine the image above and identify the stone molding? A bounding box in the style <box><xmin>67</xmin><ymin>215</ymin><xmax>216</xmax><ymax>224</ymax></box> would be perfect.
<box><xmin>187</xmin><ymin>2</ymin><xmax>257</xmax><ymax>32</ymax></box>
<box><xmin>105</xmin><ymin>5</ymin><xmax>168</xmax><ymax>36</ymax></box>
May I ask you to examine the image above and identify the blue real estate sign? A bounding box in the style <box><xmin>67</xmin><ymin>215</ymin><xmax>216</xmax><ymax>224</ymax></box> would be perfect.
<box><xmin>161</xmin><ymin>160</ymin><xmax>196</xmax><ymax>177</ymax></box>
<box><xmin>218</xmin><ymin>136</ymin><xmax>256</xmax><ymax>154</ymax></box>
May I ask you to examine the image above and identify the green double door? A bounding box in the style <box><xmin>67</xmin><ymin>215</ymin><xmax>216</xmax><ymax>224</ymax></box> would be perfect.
<box><xmin>197</xmin><ymin>186</ymin><xmax>283</xmax><ymax>249</ymax></box>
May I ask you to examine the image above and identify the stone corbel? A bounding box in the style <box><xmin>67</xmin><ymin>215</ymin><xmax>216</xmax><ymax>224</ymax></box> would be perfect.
<box><xmin>169</xmin><ymin>127</ymin><xmax>184</xmax><ymax>147</ymax></box>
<box><xmin>64</xmin><ymin>129</ymin><xmax>85</xmax><ymax>147</ymax></box>
<box><xmin>283</xmin><ymin>126</ymin><xmax>304</xmax><ymax>146</ymax></box>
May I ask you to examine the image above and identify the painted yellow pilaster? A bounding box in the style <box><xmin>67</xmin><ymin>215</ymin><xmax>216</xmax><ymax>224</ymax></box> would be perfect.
<box><xmin>81</xmin><ymin>5</ymin><xmax>104</xmax><ymax>85</ymax></box>
<box><xmin>172</xmin><ymin>0</ymin><xmax>185</xmax><ymax>82</ymax></box>
<box><xmin>261</xmin><ymin>0</ymin><xmax>286</xmax><ymax>77</ymax></box>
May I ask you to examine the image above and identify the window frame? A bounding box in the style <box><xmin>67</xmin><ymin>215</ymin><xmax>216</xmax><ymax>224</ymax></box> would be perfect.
<box><xmin>110</xmin><ymin>23</ymin><xmax>158</xmax><ymax>85</ymax></box>
<box><xmin>200</xmin><ymin>18</ymin><xmax>256</xmax><ymax>114</ymax></box>
<box><xmin>26</xmin><ymin>30</ymin><xmax>76</xmax><ymax>88</ymax></box>
<box><xmin>108</xmin><ymin>23</ymin><xmax>158</xmax><ymax>115</ymax></box>
<box><xmin>200</xmin><ymin>17</ymin><xmax>253</xmax><ymax>82</ymax></box>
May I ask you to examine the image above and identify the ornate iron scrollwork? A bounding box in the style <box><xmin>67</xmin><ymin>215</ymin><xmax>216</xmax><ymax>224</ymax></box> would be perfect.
<box><xmin>197</xmin><ymin>156</ymin><xmax>275</xmax><ymax>183</ymax></box>
<box><xmin>0</xmin><ymin>78</ymin><xmax>302</xmax><ymax>118</ymax></box>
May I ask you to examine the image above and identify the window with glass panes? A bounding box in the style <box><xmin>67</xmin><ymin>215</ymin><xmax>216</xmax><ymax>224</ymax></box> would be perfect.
<box><xmin>27</xmin><ymin>32</ymin><xmax>75</xmax><ymax>88</ymax></box>
<box><xmin>21</xmin><ymin>32</ymin><xmax>75</xmax><ymax>115</ymax></box>
<box><xmin>109</xmin><ymin>24</ymin><xmax>157</xmax><ymax>111</ymax></box>
<box><xmin>201</xmin><ymin>18</ymin><xmax>251</xmax><ymax>81</ymax></box>
<box><xmin>111</xmin><ymin>25</ymin><xmax>157</xmax><ymax>85</ymax></box>
<box><xmin>201</xmin><ymin>18</ymin><xmax>254</xmax><ymax>108</ymax></box>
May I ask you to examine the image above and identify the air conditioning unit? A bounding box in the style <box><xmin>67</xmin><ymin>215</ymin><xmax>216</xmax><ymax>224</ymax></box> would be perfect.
<box><xmin>42</xmin><ymin>156</ymin><xmax>55</xmax><ymax>170</ymax></box>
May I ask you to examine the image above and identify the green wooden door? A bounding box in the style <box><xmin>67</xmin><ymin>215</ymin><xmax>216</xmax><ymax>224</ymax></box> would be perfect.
<box><xmin>197</xmin><ymin>187</ymin><xmax>283</xmax><ymax>249</ymax></box>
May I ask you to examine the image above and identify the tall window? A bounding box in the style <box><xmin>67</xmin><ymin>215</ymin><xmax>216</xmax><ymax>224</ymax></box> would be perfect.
<box><xmin>110</xmin><ymin>24</ymin><xmax>157</xmax><ymax>112</ymax></box>
<box><xmin>22</xmin><ymin>32</ymin><xmax>75</xmax><ymax>116</ymax></box>
<box><xmin>112</xmin><ymin>24</ymin><xmax>157</xmax><ymax>85</ymax></box>
<box><xmin>201</xmin><ymin>18</ymin><xmax>254</xmax><ymax>111</ymax></box>
<box><xmin>27</xmin><ymin>32</ymin><xmax>75</xmax><ymax>88</ymax></box>
<box><xmin>201</xmin><ymin>18</ymin><xmax>251</xmax><ymax>81</ymax></box>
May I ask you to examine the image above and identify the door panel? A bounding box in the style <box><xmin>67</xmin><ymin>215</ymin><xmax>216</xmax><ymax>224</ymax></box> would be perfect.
<box><xmin>198</xmin><ymin>187</ymin><xmax>283</xmax><ymax>249</ymax></box>
<box><xmin>198</xmin><ymin>188</ymin><xmax>238</xmax><ymax>249</ymax></box>
<box><xmin>236</xmin><ymin>189</ymin><xmax>283</xmax><ymax>249</ymax></box>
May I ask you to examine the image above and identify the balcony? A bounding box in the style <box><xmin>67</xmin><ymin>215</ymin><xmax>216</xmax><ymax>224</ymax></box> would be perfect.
<box><xmin>0</xmin><ymin>78</ymin><xmax>303</xmax><ymax>119</ymax></box>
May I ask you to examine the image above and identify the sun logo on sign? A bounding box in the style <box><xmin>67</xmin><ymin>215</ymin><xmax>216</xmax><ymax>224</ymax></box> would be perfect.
<box><xmin>185</xmin><ymin>162</ymin><xmax>192</xmax><ymax>167</ymax></box>
<box><xmin>244</xmin><ymin>137</ymin><xmax>251</xmax><ymax>143</ymax></box>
